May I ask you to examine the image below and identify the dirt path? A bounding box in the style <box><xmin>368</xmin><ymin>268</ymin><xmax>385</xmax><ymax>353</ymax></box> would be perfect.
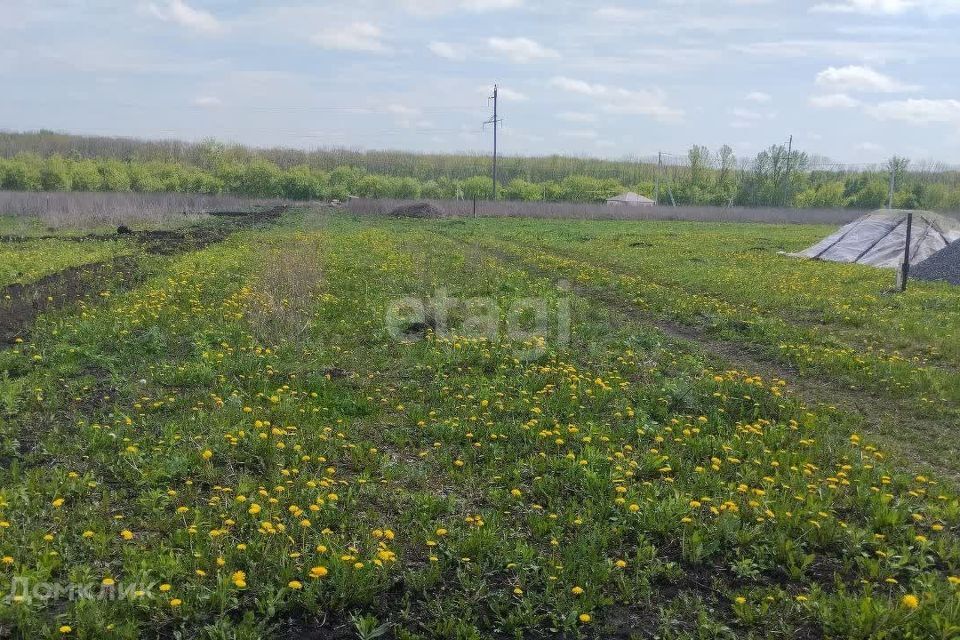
<box><xmin>438</xmin><ymin>230</ymin><xmax>960</xmax><ymax>485</ymax></box>
<box><xmin>0</xmin><ymin>206</ymin><xmax>288</xmax><ymax>343</ymax></box>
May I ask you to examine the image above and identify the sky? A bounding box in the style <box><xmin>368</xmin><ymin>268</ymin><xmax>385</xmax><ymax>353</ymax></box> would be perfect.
<box><xmin>2</xmin><ymin>0</ymin><xmax>960</xmax><ymax>165</ymax></box>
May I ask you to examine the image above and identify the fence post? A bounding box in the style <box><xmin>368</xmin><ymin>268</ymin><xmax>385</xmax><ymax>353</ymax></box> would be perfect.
<box><xmin>898</xmin><ymin>211</ymin><xmax>913</xmax><ymax>292</ymax></box>
<box><xmin>473</xmin><ymin>196</ymin><xmax>477</xmax><ymax>219</ymax></box>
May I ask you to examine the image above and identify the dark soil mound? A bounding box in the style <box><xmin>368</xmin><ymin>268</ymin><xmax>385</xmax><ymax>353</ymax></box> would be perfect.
<box><xmin>208</xmin><ymin>205</ymin><xmax>288</xmax><ymax>221</ymax></box>
<box><xmin>913</xmin><ymin>241</ymin><xmax>960</xmax><ymax>285</ymax></box>
<box><xmin>390</xmin><ymin>203</ymin><xmax>444</xmax><ymax>219</ymax></box>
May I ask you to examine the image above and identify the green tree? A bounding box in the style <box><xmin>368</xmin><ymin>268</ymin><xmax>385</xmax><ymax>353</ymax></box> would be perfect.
<box><xmin>560</xmin><ymin>175</ymin><xmax>602</xmax><ymax>202</ymax></box>
<box><xmin>420</xmin><ymin>180</ymin><xmax>444</xmax><ymax>199</ymax></box>
<box><xmin>215</xmin><ymin>161</ymin><xmax>246</xmax><ymax>194</ymax></box>
<box><xmin>280</xmin><ymin>165</ymin><xmax>324</xmax><ymax>200</ymax></box>
<box><xmin>845</xmin><ymin>176</ymin><xmax>889</xmax><ymax>209</ymax></box>
<box><xmin>329</xmin><ymin>166</ymin><xmax>364</xmax><ymax>196</ymax></box>
<box><xmin>392</xmin><ymin>177</ymin><xmax>421</xmax><ymax>199</ymax></box>
<box><xmin>99</xmin><ymin>159</ymin><xmax>132</xmax><ymax>191</ymax></box>
<box><xmin>241</xmin><ymin>160</ymin><xmax>282</xmax><ymax>197</ymax></box>
<box><xmin>184</xmin><ymin>167</ymin><xmax>224</xmax><ymax>194</ymax></box>
<box><xmin>461</xmin><ymin>176</ymin><xmax>492</xmax><ymax>199</ymax></box>
<box><xmin>128</xmin><ymin>163</ymin><xmax>163</xmax><ymax>192</ymax></box>
<box><xmin>70</xmin><ymin>159</ymin><xmax>103</xmax><ymax>191</ymax></box>
<box><xmin>687</xmin><ymin>145</ymin><xmax>711</xmax><ymax>190</ymax></box>
<box><xmin>3</xmin><ymin>154</ymin><xmax>43</xmax><ymax>190</ymax></box>
<box><xmin>503</xmin><ymin>179</ymin><xmax>543</xmax><ymax>201</ymax></box>
<box><xmin>794</xmin><ymin>181</ymin><xmax>847</xmax><ymax>208</ymax></box>
<box><xmin>40</xmin><ymin>155</ymin><xmax>72</xmax><ymax>191</ymax></box>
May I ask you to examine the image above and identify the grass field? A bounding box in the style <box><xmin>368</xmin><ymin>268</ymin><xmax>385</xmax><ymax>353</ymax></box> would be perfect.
<box><xmin>1</xmin><ymin>209</ymin><xmax>959</xmax><ymax>639</ymax></box>
<box><xmin>0</xmin><ymin>239</ymin><xmax>134</xmax><ymax>288</ymax></box>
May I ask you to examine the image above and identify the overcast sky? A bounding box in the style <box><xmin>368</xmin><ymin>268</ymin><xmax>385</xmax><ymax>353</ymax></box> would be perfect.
<box><xmin>2</xmin><ymin>0</ymin><xmax>959</xmax><ymax>164</ymax></box>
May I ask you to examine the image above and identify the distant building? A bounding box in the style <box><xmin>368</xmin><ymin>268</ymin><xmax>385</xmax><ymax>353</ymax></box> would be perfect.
<box><xmin>606</xmin><ymin>191</ymin><xmax>655</xmax><ymax>207</ymax></box>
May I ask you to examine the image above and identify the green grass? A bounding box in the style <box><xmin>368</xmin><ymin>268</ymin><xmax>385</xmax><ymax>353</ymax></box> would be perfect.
<box><xmin>0</xmin><ymin>238</ymin><xmax>134</xmax><ymax>287</ymax></box>
<box><xmin>0</xmin><ymin>211</ymin><xmax>959</xmax><ymax>639</ymax></box>
<box><xmin>437</xmin><ymin>218</ymin><xmax>960</xmax><ymax>479</ymax></box>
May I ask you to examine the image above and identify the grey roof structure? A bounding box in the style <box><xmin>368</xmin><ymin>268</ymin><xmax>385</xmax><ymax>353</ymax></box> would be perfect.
<box><xmin>790</xmin><ymin>209</ymin><xmax>960</xmax><ymax>269</ymax></box>
<box><xmin>606</xmin><ymin>191</ymin><xmax>655</xmax><ymax>206</ymax></box>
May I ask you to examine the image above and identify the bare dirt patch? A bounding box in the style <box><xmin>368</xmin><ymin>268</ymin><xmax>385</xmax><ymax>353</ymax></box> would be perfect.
<box><xmin>0</xmin><ymin>206</ymin><xmax>288</xmax><ymax>343</ymax></box>
<box><xmin>390</xmin><ymin>202</ymin><xmax>444</xmax><ymax>219</ymax></box>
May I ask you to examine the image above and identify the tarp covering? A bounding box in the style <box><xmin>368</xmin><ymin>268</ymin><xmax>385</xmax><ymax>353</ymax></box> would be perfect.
<box><xmin>790</xmin><ymin>209</ymin><xmax>960</xmax><ymax>269</ymax></box>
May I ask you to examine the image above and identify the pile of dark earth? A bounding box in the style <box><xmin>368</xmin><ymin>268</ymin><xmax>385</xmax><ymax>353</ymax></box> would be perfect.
<box><xmin>913</xmin><ymin>240</ymin><xmax>960</xmax><ymax>285</ymax></box>
<box><xmin>390</xmin><ymin>202</ymin><xmax>444</xmax><ymax>219</ymax></box>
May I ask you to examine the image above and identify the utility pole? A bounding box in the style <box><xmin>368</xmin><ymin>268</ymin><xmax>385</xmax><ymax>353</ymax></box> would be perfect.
<box><xmin>654</xmin><ymin>151</ymin><xmax>662</xmax><ymax>205</ymax></box>
<box><xmin>888</xmin><ymin>159</ymin><xmax>896</xmax><ymax>209</ymax></box>
<box><xmin>484</xmin><ymin>84</ymin><xmax>502</xmax><ymax>200</ymax></box>
<box><xmin>782</xmin><ymin>134</ymin><xmax>793</xmax><ymax>207</ymax></box>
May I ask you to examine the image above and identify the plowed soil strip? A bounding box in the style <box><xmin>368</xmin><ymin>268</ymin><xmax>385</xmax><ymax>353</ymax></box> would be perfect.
<box><xmin>0</xmin><ymin>206</ymin><xmax>288</xmax><ymax>343</ymax></box>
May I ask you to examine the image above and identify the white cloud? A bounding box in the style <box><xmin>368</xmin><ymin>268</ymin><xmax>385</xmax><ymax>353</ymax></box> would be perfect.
<box><xmin>560</xmin><ymin>129</ymin><xmax>599</xmax><ymax>139</ymax></box>
<box><xmin>728</xmin><ymin>106</ymin><xmax>775</xmax><ymax>128</ymax></box>
<box><xmin>731</xmin><ymin>39</ymin><xmax>928</xmax><ymax>63</ymax></box>
<box><xmin>312</xmin><ymin>22</ymin><xmax>388</xmax><ymax>53</ymax></box>
<box><xmin>867</xmin><ymin>98</ymin><xmax>960</xmax><ymax>125</ymax></box>
<box><xmin>856</xmin><ymin>141</ymin><xmax>884</xmax><ymax>152</ymax></box>
<box><xmin>594</xmin><ymin>6</ymin><xmax>655</xmax><ymax>21</ymax></box>
<box><xmin>594</xmin><ymin>5</ymin><xmax>769</xmax><ymax>33</ymax></box>
<box><xmin>745</xmin><ymin>91</ymin><xmax>772</xmax><ymax>103</ymax></box>
<box><xmin>192</xmin><ymin>95</ymin><xmax>221</xmax><ymax>107</ymax></box>
<box><xmin>813</xmin><ymin>0</ymin><xmax>915</xmax><ymax>12</ymax></box>
<box><xmin>497</xmin><ymin>87</ymin><xmax>528</xmax><ymax>101</ymax></box>
<box><xmin>557</xmin><ymin>111</ymin><xmax>598</xmax><ymax>123</ymax></box>
<box><xmin>386</xmin><ymin>104</ymin><xmax>420</xmax><ymax>118</ymax></box>
<box><xmin>809</xmin><ymin>93</ymin><xmax>861</xmax><ymax>108</ymax></box>
<box><xmin>385</xmin><ymin>104</ymin><xmax>430</xmax><ymax>129</ymax></box>
<box><xmin>812</xmin><ymin>0</ymin><xmax>960</xmax><ymax>15</ymax></box>
<box><xmin>402</xmin><ymin>0</ymin><xmax>522</xmax><ymax>14</ymax></box>
<box><xmin>428</xmin><ymin>41</ymin><xmax>465</xmax><ymax>60</ymax></box>
<box><xmin>815</xmin><ymin>65</ymin><xmax>916</xmax><ymax>93</ymax></box>
<box><xmin>550</xmin><ymin>76</ymin><xmax>602</xmax><ymax>96</ymax></box>
<box><xmin>462</xmin><ymin>0</ymin><xmax>523</xmax><ymax>9</ymax></box>
<box><xmin>550</xmin><ymin>76</ymin><xmax>683</xmax><ymax>122</ymax></box>
<box><xmin>475</xmin><ymin>85</ymin><xmax>528</xmax><ymax>102</ymax></box>
<box><xmin>147</xmin><ymin>0</ymin><xmax>223</xmax><ymax>34</ymax></box>
<box><xmin>487</xmin><ymin>37</ymin><xmax>559</xmax><ymax>63</ymax></box>
<box><xmin>730</xmin><ymin>107</ymin><xmax>764</xmax><ymax>120</ymax></box>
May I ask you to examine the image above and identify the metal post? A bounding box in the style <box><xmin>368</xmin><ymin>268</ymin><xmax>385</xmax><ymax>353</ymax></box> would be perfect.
<box><xmin>473</xmin><ymin>195</ymin><xmax>477</xmax><ymax>219</ymax></box>
<box><xmin>899</xmin><ymin>211</ymin><xmax>914</xmax><ymax>292</ymax></box>
<box><xmin>491</xmin><ymin>85</ymin><xmax>498</xmax><ymax>200</ymax></box>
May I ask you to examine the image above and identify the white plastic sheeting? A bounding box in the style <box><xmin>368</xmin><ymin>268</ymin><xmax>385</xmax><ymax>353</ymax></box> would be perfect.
<box><xmin>790</xmin><ymin>210</ymin><xmax>960</xmax><ymax>269</ymax></box>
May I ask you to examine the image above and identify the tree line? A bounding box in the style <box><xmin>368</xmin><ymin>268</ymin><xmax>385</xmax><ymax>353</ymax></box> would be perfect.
<box><xmin>1</xmin><ymin>131</ymin><xmax>958</xmax><ymax>210</ymax></box>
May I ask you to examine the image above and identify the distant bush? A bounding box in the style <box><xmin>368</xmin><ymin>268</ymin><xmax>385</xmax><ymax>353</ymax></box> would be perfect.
<box><xmin>0</xmin><ymin>138</ymin><xmax>958</xmax><ymax>211</ymax></box>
